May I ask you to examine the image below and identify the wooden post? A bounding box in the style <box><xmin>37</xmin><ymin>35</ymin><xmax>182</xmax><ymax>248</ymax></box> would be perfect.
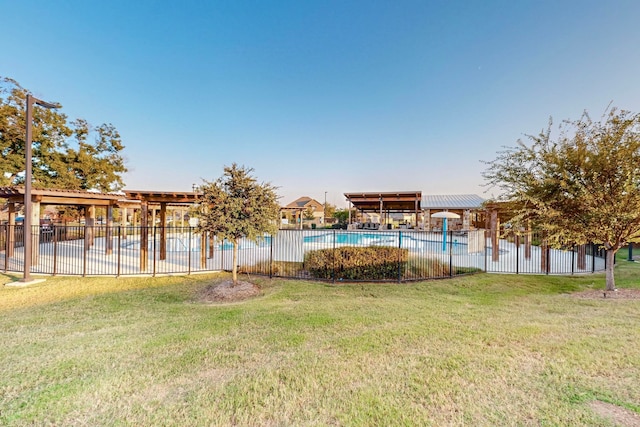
<box><xmin>160</xmin><ymin>203</ymin><xmax>167</xmax><ymax>260</ymax></box>
<box><xmin>208</xmin><ymin>232</ymin><xmax>214</xmax><ymax>258</ymax></box>
<box><xmin>30</xmin><ymin>199</ymin><xmax>40</xmax><ymax>265</ymax></box>
<box><xmin>121</xmin><ymin>207</ymin><xmax>128</xmax><ymax>240</ymax></box>
<box><xmin>200</xmin><ymin>230</ymin><xmax>207</xmax><ymax>268</ymax></box>
<box><xmin>577</xmin><ymin>244</ymin><xmax>586</xmax><ymax>270</ymax></box>
<box><xmin>7</xmin><ymin>202</ymin><xmax>16</xmax><ymax>258</ymax></box>
<box><xmin>106</xmin><ymin>205</ymin><xmax>114</xmax><ymax>255</ymax></box>
<box><xmin>541</xmin><ymin>239</ymin><xmax>548</xmax><ymax>273</ymax></box>
<box><xmin>140</xmin><ymin>202</ymin><xmax>148</xmax><ymax>271</ymax></box>
<box><xmin>85</xmin><ymin>205</ymin><xmax>96</xmax><ymax>248</ymax></box>
<box><xmin>524</xmin><ymin>228</ymin><xmax>532</xmax><ymax>259</ymax></box>
<box><xmin>490</xmin><ymin>209</ymin><xmax>500</xmax><ymax>262</ymax></box>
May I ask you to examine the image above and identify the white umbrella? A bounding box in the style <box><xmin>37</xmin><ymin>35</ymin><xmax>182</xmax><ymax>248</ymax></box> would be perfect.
<box><xmin>431</xmin><ymin>211</ymin><xmax>460</xmax><ymax>251</ymax></box>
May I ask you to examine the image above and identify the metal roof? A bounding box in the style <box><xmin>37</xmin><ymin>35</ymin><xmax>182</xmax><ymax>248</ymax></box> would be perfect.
<box><xmin>422</xmin><ymin>194</ymin><xmax>485</xmax><ymax>210</ymax></box>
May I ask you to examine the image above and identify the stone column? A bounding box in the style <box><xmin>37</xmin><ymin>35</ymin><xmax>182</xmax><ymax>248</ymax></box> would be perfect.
<box><xmin>462</xmin><ymin>209</ymin><xmax>470</xmax><ymax>230</ymax></box>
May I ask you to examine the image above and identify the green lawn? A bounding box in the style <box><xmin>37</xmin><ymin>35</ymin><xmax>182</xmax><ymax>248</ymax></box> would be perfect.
<box><xmin>1</xmin><ymin>260</ymin><xmax>639</xmax><ymax>426</ymax></box>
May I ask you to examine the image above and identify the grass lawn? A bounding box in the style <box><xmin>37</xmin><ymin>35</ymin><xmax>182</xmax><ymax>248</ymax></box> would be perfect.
<box><xmin>1</xmin><ymin>258</ymin><xmax>639</xmax><ymax>426</ymax></box>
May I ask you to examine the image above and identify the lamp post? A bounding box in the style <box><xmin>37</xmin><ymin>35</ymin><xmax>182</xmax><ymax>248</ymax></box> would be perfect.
<box><xmin>324</xmin><ymin>191</ymin><xmax>327</xmax><ymax>224</ymax></box>
<box><xmin>22</xmin><ymin>94</ymin><xmax>60</xmax><ymax>283</ymax></box>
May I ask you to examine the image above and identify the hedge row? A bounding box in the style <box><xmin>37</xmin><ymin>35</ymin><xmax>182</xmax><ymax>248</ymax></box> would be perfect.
<box><xmin>304</xmin><ymin>246</ymin><xmax>409</xmax><ymax>281</ymax></box>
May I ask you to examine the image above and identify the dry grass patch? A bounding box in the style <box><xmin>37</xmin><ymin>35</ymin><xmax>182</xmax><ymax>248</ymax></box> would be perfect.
<box><xmin>197</xmin><ymin>280</ymin><xmax>262</xmax><ymax>303</ymax></box>
<box><xmin>590</xmin><ymin>401</ymin><xmax>640</xmax><ymax>427</ymax></box>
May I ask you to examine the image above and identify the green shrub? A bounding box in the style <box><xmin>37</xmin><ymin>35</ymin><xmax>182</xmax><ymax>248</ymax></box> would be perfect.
<box><xmin>304</xmin><ymin>246</ymin><xmax>408</xmax><ymax>281</ymax></box>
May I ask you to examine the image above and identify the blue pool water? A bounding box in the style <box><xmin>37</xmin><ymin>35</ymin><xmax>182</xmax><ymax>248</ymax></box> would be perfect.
<box><xmin>303</xmin><ymin>232</ymin><xmax>470</xmax><ymax>255</ymax></box>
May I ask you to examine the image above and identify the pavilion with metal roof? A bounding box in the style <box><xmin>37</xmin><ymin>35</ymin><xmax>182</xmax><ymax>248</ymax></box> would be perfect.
<box><xmin>344</xmin><ymin>191</ymin><xmax>486</xmax><ymax>230</ymax></box>
<box><xmin>422</xmin><ymin>194</ymin><xmax>486</xmax><ymax>230</ymax></box>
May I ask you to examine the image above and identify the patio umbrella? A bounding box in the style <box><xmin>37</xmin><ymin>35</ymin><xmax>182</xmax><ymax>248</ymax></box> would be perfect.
<box><xmin>431</xmin><ymin>211</ymin><xmax>461</xmax><ymax>251</ymax></box>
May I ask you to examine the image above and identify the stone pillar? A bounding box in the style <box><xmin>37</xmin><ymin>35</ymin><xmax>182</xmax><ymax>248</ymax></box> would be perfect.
<box><xmin>462</xmin><ymin>209</ymin><xmax>471</xmax><ymax>230</ymax></box>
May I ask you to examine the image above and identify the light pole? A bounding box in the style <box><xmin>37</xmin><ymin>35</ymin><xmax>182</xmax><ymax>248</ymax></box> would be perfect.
<box><xmin>22</xmin><ymin>94</ymin><xmax>60</xmax><ymax>283</ymax></box>
<box><xmin>324</xmin><ymin>191</ymin><xmax>327</xmax><ymax>224</ymax></box>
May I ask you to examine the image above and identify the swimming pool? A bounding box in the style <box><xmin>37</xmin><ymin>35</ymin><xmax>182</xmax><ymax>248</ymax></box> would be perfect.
<box><xmin>303</xmin><ymin>231</ymin><xmax>471</xmax><ymax>255</ymax></box>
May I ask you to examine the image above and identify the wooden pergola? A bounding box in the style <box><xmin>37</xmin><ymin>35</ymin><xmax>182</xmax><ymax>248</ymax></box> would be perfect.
<box><xmin>344</xmin><ymin>191</ymin><xmax>422</xmax><ymax>227</ymax></box>
<box><xmin>0</xmin><ymin>187</ymin><xmax>199</xmax><ymax>271</ymax></box>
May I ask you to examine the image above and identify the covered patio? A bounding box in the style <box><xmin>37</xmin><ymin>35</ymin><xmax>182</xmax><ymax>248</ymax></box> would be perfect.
<box><xmin>344</xmin><ymin>191</ymin><xmax>422</xmax><ymax>228</ymax></box>
<box><xmin>0</xmin><ymin>187</ymin><xmax>199</xmax><ymax>272</ymax></box>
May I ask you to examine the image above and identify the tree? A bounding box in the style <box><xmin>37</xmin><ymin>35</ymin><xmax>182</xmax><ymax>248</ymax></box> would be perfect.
<box><xmin>333</xmin><ymin>208</ymin><xmax>352</xmax><ymax>224</ymax></box>
<box><xmin>483</xmin><ymin>107</ymin><xmax>640</xmax><ymax>291</ymax></box>
<box><xmin>195</xmin><ymin>164</ymin><xmax>280</xmax><ymax>285</ymax></box>
<box><xmin>303</xmin><ymin>207</ymin><xmax>316</xmax><ymax>221</ymax></box>
<box><xmin>0</xmin><ymin>77</ymin><xmax>127</xmax><ymax>191</ymax></box>
<box><xmin>324</xmin><ymin>203</ymin><xmax>336</xmax><ymax>221</ymax></box>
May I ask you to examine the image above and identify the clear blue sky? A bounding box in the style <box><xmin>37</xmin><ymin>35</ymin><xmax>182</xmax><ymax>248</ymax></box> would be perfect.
<box><xmin>4</xmin><ymin>0</ymin><xmax>640</xmax><ymax>207</ymax></box>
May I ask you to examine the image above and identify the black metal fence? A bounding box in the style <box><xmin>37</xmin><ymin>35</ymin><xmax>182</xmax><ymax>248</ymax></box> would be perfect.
<box><xmin>0</xmin><ymin>225</ymin><xmax>607</xmax><ymax>281</ymax></box>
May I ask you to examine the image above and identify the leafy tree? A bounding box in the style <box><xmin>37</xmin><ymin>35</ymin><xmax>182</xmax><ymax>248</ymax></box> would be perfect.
<box><xmin>324</xmin><ymin>203</ymin><xmax>336</xmax><ymax>221</ymax></box>
<box><xmin>483</xmin><ymin>107</ymin><xmax>640</xmax><ymax>291</ymax></box>
<box><xmin>0</xmin><ymin>77</ymin><xmax>127</xmax><ymax>191</ymax></box>
<box><xmin>195</xmin><ymin>164</ymin><xmax>280</xmax><ymax>285</ymax></box>
<box><xmin>303</xmin><ymin>207</ymin><xmax>316</xmax><ymax>220</ymax></box>
<box><xmin>333</xmin><ymin>208</ymin><xmax>352</xmax><ymax>223</ymax></box>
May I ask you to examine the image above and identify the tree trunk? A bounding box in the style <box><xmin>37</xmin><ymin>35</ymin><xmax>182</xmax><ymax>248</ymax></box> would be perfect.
<box><xmin>605</xmin><ymin>249</ymin><xmax>616</xmax><ymax>291</ymax></box>
<box><xmin>232</xmin><ymin>238</ymin><xmax>239</xmax><ymax>286</ymax></box>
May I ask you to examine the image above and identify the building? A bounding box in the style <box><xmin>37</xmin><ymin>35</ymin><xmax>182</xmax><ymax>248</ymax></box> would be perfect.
<box><xmin>281</xmin><ymin>196</ymin><xmax>325</xmax><ymax>228</ymax></box>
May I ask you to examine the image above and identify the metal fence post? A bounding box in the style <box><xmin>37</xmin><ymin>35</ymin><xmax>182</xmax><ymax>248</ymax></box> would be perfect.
<box><xmin>52</xmin><ymin>225</ymin><xmax>58</xmax><ymax>276</ymax></box>
<box><xmin>152</xmin><ymin>226</ymin><xmax>157</xmax><ymax>277</ymax></box>
<box><xmin>2</xmin><ymin>225</ymin><xmax>6</xmax><ymax>273</ymax></box>
<box><xmin>117</xmin><ymin>226</ymin><xmax>122</xmax><ymax>277</ymax></box>
<box><xmin>398</xmin><ymin>231</ymin><xmax>402</xmax><ymax>283</ymax></box>
<box><xmin>515</xmin><ymin>234</ymin><xmax>519</xmax><ymax>275</ymax></box>
<box><xmin>269</xmin><ymin>233</ymin><xmax>274</xmax><ymax>279</ymax></box>
<box><xmin>187</xmin><ymin>227</ymin><xmax>192</xmax><ymax>275</ymax></box>
<box><xmin>332</xmin><ymin>229</ymin><xmax>336</xmax><ymax>283</ymax></box>
<box><xmin>82</xmin><ymin>226</ymin><xmax>88</xmax><ymax>277</ymax></box>
<box><xmin>449</xmin><ymin>230</ymin><xmax>453</xmax><ymax>277</ymax></box>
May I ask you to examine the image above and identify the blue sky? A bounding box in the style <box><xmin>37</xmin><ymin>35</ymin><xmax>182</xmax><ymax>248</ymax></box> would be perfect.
<box><xmin>4</xmin><ymin>1</ymin><xmax>640</xmax><ymax>207</ymax></box>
